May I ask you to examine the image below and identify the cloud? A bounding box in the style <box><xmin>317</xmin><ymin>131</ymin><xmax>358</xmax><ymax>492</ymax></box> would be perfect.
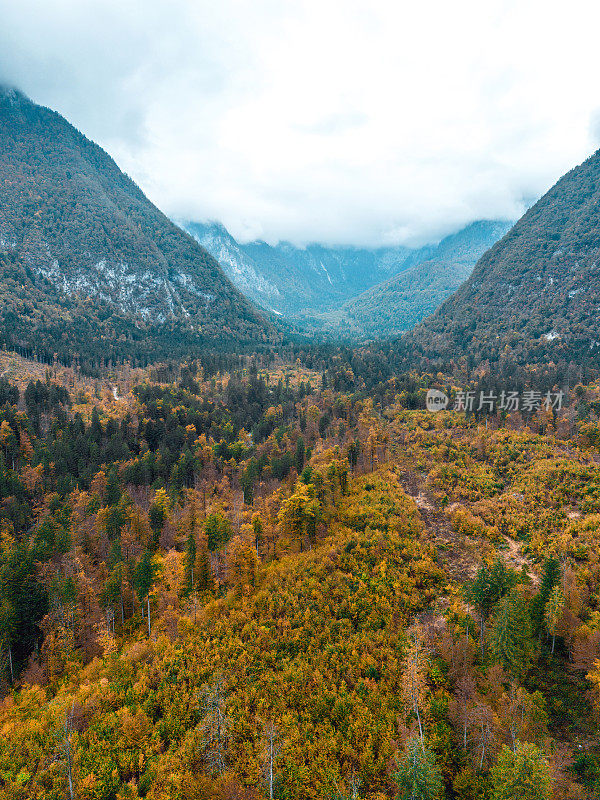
<box><xmin>1</xmin><ymin>0</ymin><xmax>600</xmax><ymax>247</ymax></box>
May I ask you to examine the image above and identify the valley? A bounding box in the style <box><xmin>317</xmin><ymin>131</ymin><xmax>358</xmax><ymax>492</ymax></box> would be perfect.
<box><xmin>185</xmin><ymin>219</ymin><xmax>513</xmax><ymax>341</ymax></box>
<box><xmin>1</xmin><ymin>70</ymin><xmax>600</xmax><ymax>800</ymax></box>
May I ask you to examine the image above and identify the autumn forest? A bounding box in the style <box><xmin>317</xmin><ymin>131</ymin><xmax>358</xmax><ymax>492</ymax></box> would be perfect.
<box><xmin>0</xmin><ymin>349</ymin><xmax>598</xmax><ymax>800</ymax></box>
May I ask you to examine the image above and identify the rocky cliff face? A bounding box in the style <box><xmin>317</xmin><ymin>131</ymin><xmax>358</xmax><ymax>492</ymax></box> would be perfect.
<box><xmin>184</xmin><ymin>220</ymin><xmax>419</xmax><ymax>316</ymax></box>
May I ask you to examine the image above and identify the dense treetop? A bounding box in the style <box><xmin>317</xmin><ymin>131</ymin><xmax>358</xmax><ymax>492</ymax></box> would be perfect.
<box><xmin>0</xmin><ymin>354</ymin><xmax>597</xmax><ymax>797</ymax></box>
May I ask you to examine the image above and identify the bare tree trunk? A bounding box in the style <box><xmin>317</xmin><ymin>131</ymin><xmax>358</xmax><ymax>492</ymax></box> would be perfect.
<box><xmin>269</xmin><ymin>733</ymin><xmax>274</xmax><ymax>800</ymax></box>
<box><xmin>479</xmin><ymin>722</ymin><xmax>486</xmax><ymax>770</ymax></box>
<box><xmin>415</xmin><ymin>703</ymin><xmax>425</xmax><ymax>752</ymax></box>
<box><xmin>65</xmin><ymin>704</ymin><xmax>75</xmax><ymax>800</ymax></box>
<box><xmin>480</xmin><ymin>612</ymin><xmax>486</xmax><ymax>659</ymax></box>
<box><xmin>262</xmin><ymin>721</ymin><xmax>280</xmax><ymax>800</ymax></box>
<box><xmin>463</xmin><ymin>698</ymin><xmax>467</xmax><ymax>750</ymax></box>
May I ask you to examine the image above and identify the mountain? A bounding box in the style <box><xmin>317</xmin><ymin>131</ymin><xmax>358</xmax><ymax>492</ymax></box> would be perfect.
<box><xmin>0</xmin><ymin>86</ymin><xmax>278</xmax><ymax>367</ymax></box>
<box><xmin>314</xmin><ymin>220</ymin><xmax>513</xmax><ymax>340</ymax></box>
<box><xmin>183</xmin><ymin>220</ymin><xmax>512</xmax><ymax>340</ymax></box>
<box><xmin>405</xmin><ymin>149</ymin><xmax>600</xmax><ymax>367</ymax></box>
<box><xmin>184</xmin><ymin>220</ymin><xmax>426</xmax><ymax>316</ymax></box>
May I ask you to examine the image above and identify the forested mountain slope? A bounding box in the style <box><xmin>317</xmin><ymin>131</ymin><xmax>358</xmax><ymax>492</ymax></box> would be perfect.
<box><xmin>317</xmin><ymin>220</ymin><xmax>512</xmax><ymax>340</ymax></box>
<box><xmin>0</xmin><ymin>87</ymin><xmax>278</xmax><ymax>366</ymax></box>
<box><xmin>406</xmin><ymin>149</ymin><xmax>600</xmax><ymax>366</ymax></box>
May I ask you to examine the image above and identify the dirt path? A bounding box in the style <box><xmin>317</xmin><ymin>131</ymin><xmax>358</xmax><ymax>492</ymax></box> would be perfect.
<box><xmin>500</xmin><ymin>534</ymin><xmax>539</xmax><ymax>586</ymax></box>
<box><xmin>400</xmin><ymin>472</ymin><xmax>539</xmax><ymax>587</ymax></box>
<box><xmin>399</xmin><ymin>476</ymin><xmax>481</xmax><ymax>584</ymax></box>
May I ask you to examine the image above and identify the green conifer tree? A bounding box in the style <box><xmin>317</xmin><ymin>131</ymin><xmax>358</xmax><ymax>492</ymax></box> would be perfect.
<box><xmin>490</xmin><ymin>589</ymin><xmax>533</xmax><ymax>679</ymax></box>
<box><xmin>393</xmin><ymin>737</ymin><xmax>444</xmax><ymax>800</ymax></box>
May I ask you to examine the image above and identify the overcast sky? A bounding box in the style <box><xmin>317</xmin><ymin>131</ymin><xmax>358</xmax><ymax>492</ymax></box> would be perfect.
<box><xmin>2</xmin><ymin>0</ymin><xmax>600</xmax><ymax>247</ymax></box>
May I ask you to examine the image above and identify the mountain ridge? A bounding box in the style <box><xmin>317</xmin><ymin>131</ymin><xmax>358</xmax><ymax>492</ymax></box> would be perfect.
<box><xmin>318</xmin><ymin>219</ymin><xmax>513</xmax><ymax>340</ymax></box>
<box><xmin>183</xmin><ymin>218</ymin><xmax>512</xmax><ymax>339</ymax></box>
<box><xmin>184</xmin><ymin>219</ymin><xmax>421</xmax><ymax>316</ymax></box>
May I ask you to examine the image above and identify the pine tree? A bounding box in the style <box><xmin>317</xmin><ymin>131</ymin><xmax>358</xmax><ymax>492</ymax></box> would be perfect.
<box><xmin>252</xmin><ymin>513</ymin><xmax>264</xmax><ymax>557</ymax></box>
<box><xmin>205</xmin><ymin>512</ymin><xmax>232</xmax><ymax>552</ymax></box>
<box><xmin>101</xmin><ymin>563</ymin><xmax>126</xmax><ymax>626</ymax></box>
<box><xmin>89</xmin><ymin>406</ymin><xmax>103</xmax><ymax>444</ymax></box>
<box><xmin>544</xmin><ymin>585</ymin><xmax>564</xmax><ymax>655</ymax></box>
<box><xmin>241</xmin><ymin>458</ymin><xmax>258</xmax><ymax>506</ymax></box>
<box><xmin>148</xmin><ymin>488</ymin><xmax>169</xmax><ymax>551</ymax></box>
<box><xmin>295</xmin><ymin>437</ymin><xmax>305</xmax><ymax>474</ymax></box>
<box><xmin>490</xmin><ymin>589</ymin><xmax>533</xmax><ymax>679</ymax></box>
<box><xmin>530</xmin><ymin>557</ymin><xmax>560</xmax><ymax>636</ymax></box>
<box><xmin>464</xmin><ymin>558</ymin><xmax>512</xmax><ymax>657</ymax></box>
<box><xmin>347</xmin><ymin>440</ymin><xmax>360</xmax><ymax>472</ymax></box>
<box><xmin>134</xmin><ymin>551</ymin><xmax>156</xmax><ymax>636</ymax></box>
<box><xmin>104</xmin><ymin>465</ymin><xmax>121</xmax><ymax>506</ymax></box>
<box><xmin>0</xmin><ymin>598</ymin><xmax>16</xmax><ymax>682</ymax></box>
<box><xmin>393</xmin><ymin>737</ymin><xmax>444</xmax><ymax>800</ymax></box>
<box><xmin>195</xmin><ymin>539</ymin><xmax>213</xmax><ymax>592</ymax></box>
